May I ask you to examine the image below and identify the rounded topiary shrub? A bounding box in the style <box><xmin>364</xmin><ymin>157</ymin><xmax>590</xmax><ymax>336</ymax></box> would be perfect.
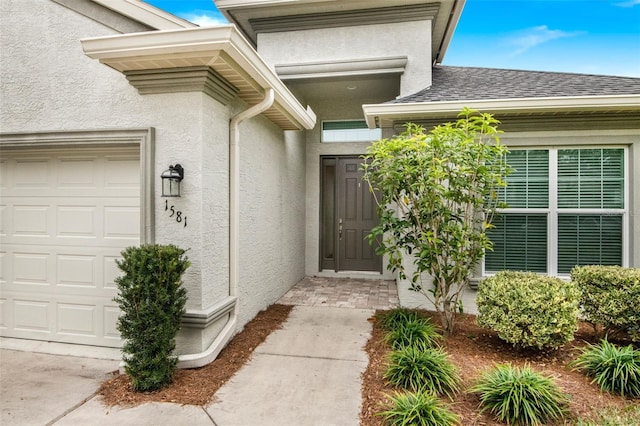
<box><xmin>114</xmin><ymin>244</ymin><xmax>190</xmax><ymax>392</ymax></box>
<box><xmin>571</xmin><ymin>265</ymin><xmax>640</xmax><ymax>342</ymax></box>
<box><xmin>476</xmin><ymin>271</ymin><xmax>579</xmax><ymax>350</ymax></box>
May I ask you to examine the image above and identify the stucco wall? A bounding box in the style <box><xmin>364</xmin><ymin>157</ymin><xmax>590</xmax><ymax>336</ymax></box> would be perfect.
<box><xmin>257</xmin><ymin>21</ymin><xmax>432</xmax><ymax>97</ymax></box>
<box><xmin>236</xmin><ymin>115</ymin><xmax>307</xmax><ymax>327</ymax></box>
<box><xmin>1</xmin><ymin>0</ymin><xmax>306</xmax><ymax>354</ymax></box>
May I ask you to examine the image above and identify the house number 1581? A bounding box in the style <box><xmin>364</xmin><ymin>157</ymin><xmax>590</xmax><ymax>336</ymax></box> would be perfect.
<box><xmin>165</xmin><ymin>200</ymin><xmax>187</xmax><ymax>227</ymax></box>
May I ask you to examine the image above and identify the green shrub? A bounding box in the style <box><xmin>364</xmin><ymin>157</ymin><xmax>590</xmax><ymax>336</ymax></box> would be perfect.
<box><xmin>476</xmin><ymin>271</ymin><xmax>579</xmax><ymax>350</ymax></box>
<box><xmin>378</xmin><ymin>308</ymin><xmax>422</xmax><ymax>330</ymax></box>
<box><xmin>384</xmin><ymin>318</ymin><xmax>442</xmax><ymax>350</ymax></box>
<box><xmin>114</xmin><ymin>244</ymin><xmax>190</xmax><ymax>392</ymax></box>
<box><xmin>384</xmin><ymin>346</ymin><xmax>460</xmax><ymax>398</ymax></box>
<box><xmin>379</xmin><ymin>390</ymin><xmax>460</xmax><ymax>426</ymax></box>
<box><xmin>571</xmin><ymin>265</ymin><xmax>640</xmax><ymax>342</ymax></box>
<box><xmin>471</xmin><ymin>364</ymin><xmax>569</xmax><ymax>426</ymax></box>
<box><xmin>570</xmin><ymin>340</ymin><xmax>640</xmax><ymax>398</ymax></box>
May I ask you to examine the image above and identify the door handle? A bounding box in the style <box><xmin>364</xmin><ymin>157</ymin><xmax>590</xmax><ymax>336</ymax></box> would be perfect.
<box><xmin>339</xmin><ymin>218</ymin><xmax>343</xmax><ymax>240</ymax></box>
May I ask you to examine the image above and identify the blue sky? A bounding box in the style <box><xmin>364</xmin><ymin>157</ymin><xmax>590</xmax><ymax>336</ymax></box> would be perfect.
<box><xmin>145</xmin><ymin>0</ymin><xmax>640</xmax><ymax>77</ymax></box>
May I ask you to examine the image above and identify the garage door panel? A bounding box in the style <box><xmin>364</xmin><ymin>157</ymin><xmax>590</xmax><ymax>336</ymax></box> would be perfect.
<box><xmin>0</xmin><ymin>298</ymin><xmax>7</xmax><ymax>329</ymax></box>
<box><xmin>104</xmin><ymin>306</ymin><xmax>120</xmax><ymax>339</ymax></box>
<box><xmin>104</xmin><ymin>256</ymin><xmax>121</xmax><ymax>290</ymax></box>
<box><xmin>57</xmin><ymin>157</ymin><xmax>99</xmax><ymax>189</ymax></box>
<box><xmin>14</xmin><ymin>299</ymin><xmax>51</xmax><ymax>332</ymax></box>
<box><xmin>13</xmin><ymin>252</ymin><xmax>51</xmax><ymax>285</ymax></box>
<box><xmin>57</xmin><ymin>254</ymin><xmax>97</xmax><ymax>288</ymax></box>
<box><xmin>13</xmin><ymin>158</ymin><xmax>51</xmax><ymax>189</ymax></box>
<box><xmin>13</xmin><ymin>205</ymin><xmax>50</xmax><ymax>236</ymax></box>
<box><xmin>57</xmin><ymin>303</ymin><xmax>97</xmax><ymax>337</ymax></box>
<box><xmin>105</xmin><ymin>206</ymin><xmax>140</xmax><ymax>240</ymax></box>
<box><xmin>0</xmin><ymin>146</ymin><xmax>139</xmax><ymax>347</ymax></box>
<box><xmin>105</xmin><ymin>157</ymin><xmax>140</xmax><ymax>189</ymax></box>
<box><xmin>57</xmin><ymin>206</ymin><xmax>97</xmax><ymax>237</ymax></box>
<box><xmin>0</xmin><ymin>205</ymin><xmax>7</xmax><ymax>236</ymax></box>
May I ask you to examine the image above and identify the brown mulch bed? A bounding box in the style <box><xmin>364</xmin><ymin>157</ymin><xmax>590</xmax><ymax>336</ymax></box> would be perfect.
<box><xmin>360</xmin><ymin>310</ymin><xmax>636</xmax><ymax>425</ymax></box>
<box><xmin>99</xmin><ymin>304</ymin><xmax>292</xmax><ymax>407</ymax></box>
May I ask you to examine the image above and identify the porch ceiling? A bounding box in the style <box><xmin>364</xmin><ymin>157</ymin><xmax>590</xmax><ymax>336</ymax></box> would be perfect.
<box><xmin>81</xmin><ymin>25</ymin><xmax>316</xmax><ymax>131</ymax></box>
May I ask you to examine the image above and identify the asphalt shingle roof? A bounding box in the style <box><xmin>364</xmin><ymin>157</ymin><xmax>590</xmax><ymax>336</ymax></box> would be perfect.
<box><xmin>391</xmin><ymin>66</ymin><xmax>640</xmax><ymax>103</ymax></box>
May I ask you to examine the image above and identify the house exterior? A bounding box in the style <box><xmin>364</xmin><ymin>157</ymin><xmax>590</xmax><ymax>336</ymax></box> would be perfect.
<box><xmin>1</xmin><ymin>0</ymin><xmax>638</xmax><ymax>366</ymax></box>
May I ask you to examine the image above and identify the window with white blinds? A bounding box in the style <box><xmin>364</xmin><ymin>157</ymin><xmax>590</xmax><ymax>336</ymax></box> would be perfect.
<box><xmin>485</xmin><ymin>147</ymin><xmax>626</xmax><ymax>276</ymax></box>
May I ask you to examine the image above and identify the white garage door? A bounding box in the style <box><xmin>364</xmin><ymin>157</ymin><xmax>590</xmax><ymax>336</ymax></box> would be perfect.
<box><xmin>0</xmin><ymin>146</ymin><xmax>140</xmax><ymax>347</ymax></box>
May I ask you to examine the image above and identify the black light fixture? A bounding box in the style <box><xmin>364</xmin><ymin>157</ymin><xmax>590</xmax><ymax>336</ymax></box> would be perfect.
<box><xmin>161</xmin><ymin>164</ymin><xmax>184</xmax><ymax>197</ymax></box>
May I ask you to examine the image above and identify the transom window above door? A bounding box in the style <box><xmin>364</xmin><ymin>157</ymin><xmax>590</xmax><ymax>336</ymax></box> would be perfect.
<box><xmin>321</xmin><ymin>120</ymin><xmax>382</xmax><ymax>143</ymax></box>
<box><xmin>485</xmin><ymin>147</ymin><xmax>627</xmax><ymax>276</ymax></box>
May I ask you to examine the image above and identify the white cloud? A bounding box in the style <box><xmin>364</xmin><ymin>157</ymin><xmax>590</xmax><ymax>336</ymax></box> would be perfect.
<box><xmin>507</xmin><ymin>25</ymin><xmax>584</xmax><ymax>55</ymax></box>
<box><xmin>615</xmin><ymin>0</ymin><xmax>640</xmax><ymax>7</ymax></box>
<box><xmin>180</xmin><ymin>13</ymin><xmax>227</xmax><ymax>27</ymax></box>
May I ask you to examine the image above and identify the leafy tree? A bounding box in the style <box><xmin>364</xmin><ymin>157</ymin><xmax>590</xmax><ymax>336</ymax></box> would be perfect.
<box><xmin>362</xmin><ymin>108</ymin><xmax>509</xmax><ymax>334</ymax></box>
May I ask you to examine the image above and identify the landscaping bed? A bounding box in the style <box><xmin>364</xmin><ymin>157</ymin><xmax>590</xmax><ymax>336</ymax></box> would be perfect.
<box><xmin>99</xmin><ymin>304</ymin><xmax>292</xmax><ymax>407</ymax></box>
<box><xmin>360</xmin><ymin>310</ymin><xmax>638</xmax><ymax>425</ymax></box>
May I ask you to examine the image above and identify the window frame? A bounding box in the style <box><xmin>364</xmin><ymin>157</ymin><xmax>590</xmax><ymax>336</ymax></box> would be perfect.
<box><xmin>320</xmin><ymin>119</ymin><xmax>382</xmax><ymax>143</ymax></box>
<box><xmin>483</xmin><ymin>145</ymin><xmax>629</xmax><ymax>277</ymax></box>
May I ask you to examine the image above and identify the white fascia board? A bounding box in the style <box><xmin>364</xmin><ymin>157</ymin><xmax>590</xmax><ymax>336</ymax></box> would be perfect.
<box><xmin>81</xmin><ymin>25</ymin><xmax>315</xmax><ymax>130</ymax></box>
<box><xmin>217</xmin><ymin>0</ymin><xmax>330</xmax><ymax>9</ymax></box>
<box><xmin>91</xmin><ymin>0</ymin><xmax>196</xmax><ymax>30</ymax></box>
<box><xmin>435</xmin><ymin>0</ymin><xmax>465</xmax><ymax>64</ymax></box>
<box><xmin>363</xmin><ymin>95</ymin><xmax>640</xmax><ymax>128</ymax></box>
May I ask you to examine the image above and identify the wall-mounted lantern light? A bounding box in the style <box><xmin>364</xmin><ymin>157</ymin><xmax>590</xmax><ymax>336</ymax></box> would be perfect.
<box><xmin>161</xmin><ymin>164</ymin><xmax>184</xmax><ymax>197</ymax></box>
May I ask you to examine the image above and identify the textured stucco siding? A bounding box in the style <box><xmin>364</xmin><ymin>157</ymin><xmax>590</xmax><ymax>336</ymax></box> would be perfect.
<box><xmin>236</xmin><ymin>116</ymin><xmax>307</xmax><ymax>327</ymax></box>
<box><xmin>1</xmin><ymin>0</ymin><xmax>306</xmax><ymax>355</ymax></box>
<box><xmin>257</xmin><ymin>21</ymin><xmax>432</xmax><ymax>97</ymax></box>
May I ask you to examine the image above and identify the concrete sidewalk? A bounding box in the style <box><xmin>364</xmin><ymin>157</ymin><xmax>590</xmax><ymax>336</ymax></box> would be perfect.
<box><xmin>1</xmin><ymin>305</ymin><xmax>374</xmax><ymax>425</ymax></box>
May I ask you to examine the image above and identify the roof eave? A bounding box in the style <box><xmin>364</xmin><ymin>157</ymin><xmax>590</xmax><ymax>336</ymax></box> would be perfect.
<box><xmin>434</xmin><ymin>0</ymin><xmax>465</xmax><ymax>64</ymax></box>
<box><xmin>91</xmin><ymin>0</ymin><xmax>196</xmax><ymax>30</ymax></box>
<box><xmin>80</xmin><ymin>25</ymin><xmax>316</xmax><ymax>130</ymax></box>
<box><xmin>363</xmin><ymin>95</ymin><xmax>640</xmax><ymax>128</ymax></box>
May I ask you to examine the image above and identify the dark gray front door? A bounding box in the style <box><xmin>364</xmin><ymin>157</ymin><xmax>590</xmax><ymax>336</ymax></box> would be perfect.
<box><xmin>320</xmin><ymin>157</ymin><xmax>381</xmax><ymax>272</ymax></box>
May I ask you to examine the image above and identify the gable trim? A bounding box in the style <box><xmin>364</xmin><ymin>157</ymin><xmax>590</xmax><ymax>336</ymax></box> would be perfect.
<box><xmin>91</xmin><ymin>0</ymin><xmax>195</xmax><ymax>30</ymax></box>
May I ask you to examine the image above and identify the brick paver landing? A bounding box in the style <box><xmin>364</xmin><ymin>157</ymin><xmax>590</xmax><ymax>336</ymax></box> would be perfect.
<box><xmin>278</xmin><ymin>276</ymin><xmax>399</xmax><ymax>310</ymax></box>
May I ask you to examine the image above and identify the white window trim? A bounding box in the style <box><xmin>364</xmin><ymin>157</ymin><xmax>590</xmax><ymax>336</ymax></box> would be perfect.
<box><xmin>321</xmin><ymin>119</ymin><xmax>382</xmax><ymax>143</ymax></box>
<box><xmin>483</xmin><ymin>145</ymin><xmax>629</xmax><ymax>278</ymax></box>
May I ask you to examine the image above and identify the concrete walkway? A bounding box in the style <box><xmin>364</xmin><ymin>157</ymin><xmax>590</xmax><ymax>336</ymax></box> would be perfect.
<box><xmin>1</xmin><ymin>305</ymin><xmax>376</xmax><ymax>425</ymax></box>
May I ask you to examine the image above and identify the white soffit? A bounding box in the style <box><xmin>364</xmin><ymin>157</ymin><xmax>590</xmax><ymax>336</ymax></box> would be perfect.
<box><xmin>91</xmin><ymin>0</ymin><xmax>196</xmax><ymax>30</ymax></box>
<box><xmin>362</xmin><ymin>95</ymin><xmax>640</xmax><ymax>128</ymax></box>
<box><xmin>81</xmin><ymin>25</ymin><xmax>316</xmax><ymax>130</ymax></box>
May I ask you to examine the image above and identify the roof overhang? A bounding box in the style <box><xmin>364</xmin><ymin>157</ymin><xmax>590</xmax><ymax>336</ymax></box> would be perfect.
<box><xmin>90</xmin><ymin>0</ymin><xmax>196</xmax><ymax>30</ymax></box>
<box><xmin>215</xmin><ymin>0</ymin><xmax>465</xmax><ymax>64</ymax></box>
<box><xmin>363</xmin><ymin>95</ymin><xmax>640</xmax><ymax>128</ymax></box>
<box><xmin>81</xmin><ymin>25</ymin><xmax>316</xmax><ymax>130</ymax></box>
